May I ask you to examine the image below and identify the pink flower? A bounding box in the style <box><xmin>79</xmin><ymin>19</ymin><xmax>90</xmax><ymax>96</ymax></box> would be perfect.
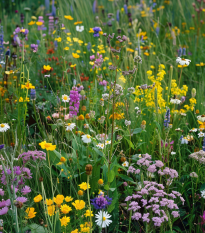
<box><xmin>52</xmin><ymin>113</ymin><xmax>59</xmax><ymax>118</ymax></box>
<box><xmin>21</xmin><ymin>186</ymin><xmax>31</xmax><ymax>195</ymax></box>
<box><xmin>64</xmin><ymin>114</ymin><xmax>72</xmax><ymax>120</ymax></box>
<box><xmin>0</xmin><ymin>207</ymin><xmax>8</xmax><ymax>215</ymax></box>
<box><xmin>90</xmin><ymin>55</ymin><xmax>95</xmax><ymax>60</ymax></box>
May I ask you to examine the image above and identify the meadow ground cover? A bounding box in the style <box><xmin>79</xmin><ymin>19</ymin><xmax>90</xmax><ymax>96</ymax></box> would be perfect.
<box><xmin>0</xmin><ymin>0</ymin><xmax>205</xmax><ymax>232</ymax></box>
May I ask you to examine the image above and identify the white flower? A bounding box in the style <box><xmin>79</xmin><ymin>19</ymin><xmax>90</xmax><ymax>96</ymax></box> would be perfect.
<box><xmin>197</xmin><ymin>115</ymin><xmax>205</xmax><ymax>122</ymax></box>
<box><xmin>122</xmin><ymin>161</ymin><xmax>129</xmax><ymax>167</ymax></box>
<box><xmin>201</xmin><ymin>190</ymin><xmax>205</xmax><ymax>199</ymax></box>
<box><xmin>44</xmin><ymin>74</ymin><xmax>50</xmax><ymax>78</ymax></box>
<box><xmin>198</xmin><ymin>132</ymin><xmax>204</xmax><ymax>138</ymax></box>
<box><xmin>175</xmin><ymin>128</ymin><xmax>181</xmax><ymax>131</ymax></box>
<box><xmin>125</xmin><ymin>120</ymin><xmax>131</xmax><ymax>126</ymax></box>
<box><xmin>65</xmin><ymin>123</ymin><xmax>76</xmax><ymax>131</ymax></box>
<box><xmin>95</xmin><ymin>210</ymin><xmax>112</xmax><ymax>228</ymax></box>
<box><xmin>0</xmin><ymin>123</ymin><xmax>10</xmax><ymax>132</ymax></box>
<box><xmin>105</xmin><ymin>140</ymin><xmax>111</xmax><ymax>145</ymax></box>
<box><xmin>96</xmin><ymin>143</ymin><xmax>104</xmax><ymax>149</ymax></box>
<box><xmin>62</xmin><ymin>94</ymin><xmax>70</xmax><ymax>103</ymax></box>
<box><xmin>181</xmin><ymin>113</ymin><xmax>186</xmax><ymax>116</ymax></box>
<box><xmin>81</xmin><ymin>134</ymin><xmax>92</xmax><ymax>143</ymax></box>
<box><xmin>190</xmin><ymin>172</ymin><xmax>198</xmax><ymax>178</ymax></box>
<box><xmin>176</xmin><ymin>57</ymin><xmax>191</xmax><ymax>66</ymax></box>
<box><xmin>171</xmin><ymin>151</ymin><xmax>176</xmax><ymax>155</ymax></box>
<box><xmin>76</xmin><ymin>26</ymin><xmax>84</xmax><ymax>32</ymax></box>
<box><xmin>102</xmin><ymin>93</ymin><xmax>109</xmax><ymax>100</ymax></box>
<box><xmin>170</xmin><ymin>99</ymin><xmax>181</xmax><ymax>104</ymax></box>
<box><xmin>190</xmin><ymin>128</ymin><xmax>197</xmax><ymax>132</ymax></box>
<box><xmin>181</xmin><ymin>137</ymin><xmax>188</xmax><ymax>144</ymax></box>
<box><xmin>147</xmin><ymin>171</ymin><xmax>155</xmax><ymax>178</ymax></box>
<box><xmin>135</xmin><ymin>106</ymin><xmax>139</xmax><ymax>110</ymax></box>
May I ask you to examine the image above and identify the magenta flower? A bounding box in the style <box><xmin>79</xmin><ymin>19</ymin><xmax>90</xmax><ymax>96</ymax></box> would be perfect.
<box><xmin>21</xmin><ymin>186</ymin><xmax>31</xmax><ymax>195</ymax></box>
<box><xmin>16</xmin><ymin>197</ymin><xmax>27</xmax><ymax>203</ymax></box>
<box><xmin>0</xmin><ymin>189</ymin><xmax>4</xmax><ymax>196</ymax></box>
<box><xmin>0</xmin><ymin>207</ymin><xmax>8</xmax><ymax>215</ymax></box>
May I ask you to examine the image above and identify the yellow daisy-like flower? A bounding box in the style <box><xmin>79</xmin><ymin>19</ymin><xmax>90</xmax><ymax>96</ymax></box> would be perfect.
<box><xmin>84</xmin><ymin>209</ymin><xmax>94</xmax><ymax>217</ymax></box>
<box><xmin>72</xmin><ymin>200</ymin><xmax>85</xmax><ymax>210</ymax></box>
<box><xmin>54</xmin><ymin>195</ymin><xmax>64</xmax><ymax>205</ymax></box>
<box><xmin>25</xmin><ymin>207</ymin><xmax>37</xmax><ymax>219</ymax></box>
<box><xmin>36</xmin><ymin>21</ymin><xmax>43</xmax><ymax>26</ymax></box>
<box><xmin>60</xmin><ymin>216</ymin><xmax>70</xmax><ymax>226</ymax></box>
<box><xmin>60</xmin><ymin>204</ymin><xmax>72</xmax><ymax>214</ymax></box>
<box><xmin>43</xmin><ymin>65</ymin><xmax>52</xmax><ymax>71</ymax></box>
<box><xmin>21</xmin><ymin>81</ymin><xmax>35</xmax><ymax>90</ymax></box>
<box><xmin>64</xmin><ymin>47</ymin><xmax>69</xmax><ymax>50</ymax></box>
<box><xmin>34</xmin><ymin>194</ymin><xmax>43</xmax><ymax>203</ymax></box>
<box><xmin>71</xmin><ymin>229</ymin><xmax>78</xmax><ymax>233</ymax></box>
<box><xmin>72</xmin><ymin>53</ymin><xmax>80</xmax><ymax>58</ymax></box>
<box><xmin>46</xmin><ymin>199</ymin><xmax>53</xmax><ymax>206</ymax></box>
<box><xmin>64</xmin><ymin>15</ymin><xmax>73</xmax><ymax>20</ymax></box>
<box><xmin>74</xmin><ymin>21</ymin><xmax>83</xmax><ymax>25</ymax></box>
<box><xmin>78</xmin><ymin>182</ymin><xmax>90</xmax><ymax>190</ymax></box>
<box><xmin>47</xmin><ymin>205</ymin><xmax>55</xmax><ymax>216</ymax></box>
<box><xmin>65</xmin><ymin>196</ymin><xmax>73</xmax><ymax>202</ymax></box>
<box><xmin>28</xmin><ymin>21</ymin><xmax>35</xmax><ymax>25</ymax></box>
<box><xmin>19</xmin><ymin>97</ymin><xmax>23</xmax><ymax>102</ymax></box>
<box><xmin>39</xmin><ymin>141</ymin><xmax>56</xmax><ymax>151</ymax></box>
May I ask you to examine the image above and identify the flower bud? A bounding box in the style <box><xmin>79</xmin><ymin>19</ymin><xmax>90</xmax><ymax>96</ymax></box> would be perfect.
<box><xmin>191</xmin><ymin>88</ymin><xmax>196</xmax><ymax>98</ymax></box>
<box><xmin>85</xmin><ymin>164</ymin><xmax>93</xmax><ymax>175</ymax></box>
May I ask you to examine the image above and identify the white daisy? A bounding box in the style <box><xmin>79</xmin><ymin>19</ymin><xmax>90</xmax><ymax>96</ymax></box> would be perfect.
<box><xmin>181</xmin><ymin>137</ymin><xmax>188</xmax><ymax>144</ymax></box>
<box><xmin>81</xmin><ymin>134</ymin><xmax>92</xmax><ymax>143</ymax></box>
<box><xmin>96</xmin><ymin>143</ymin><xmax>104</xmax><ymax>149</ymax></box>
<box><xmin>105</xmin><ymin>140</ymin><xmax>111</xmax><ymax>145</ymax></box>
<box><xmin>190</xmin><ymin>128</ymin><xmax>197</xmax><ymax>132</ymax></box>
<box><xmin>95</xmin><ymin>210</ymin><xmax>112</xmax><ymax>228</ymax></box>
<box><xmin>65</xmin><ymin>123</ymin><xmax>76</xmax><ymax>131</ymax></box>
<box><xmin>76</xmin><ymin>26</ymin><xmax>84</xmax><ymax>32</ymax></box>
<box><xmin>171</xmin><ymin>151</ymin><xmax>176</xmax><ymax>155</ymax></box>
<box><xmin>122</xmin><ymin>161</ymin><xmax>129</xmax><ymax>167</ymax></box>
<box><xmin>62</xmin><ymin>94</ymin><xmax>70</xmax><ymax>103</ymax></box>
<box><xmin>197</xmin><ymin>115</ymin><xmax>205</xmax><ymax>122</ymax></box>
<box><xmin>198</xmin><ymin>132</ymin><xmax>204</xmax><ymax>138</ymax></box>
<box><xmin>0</xmin><ymin>123</ymin><xmax>10</xmax><ymax>132</ymax></box>
<box><xmin>176</xmin><ymin>57</ymin><xmax>191</xmax><ymax>66</ymax></box>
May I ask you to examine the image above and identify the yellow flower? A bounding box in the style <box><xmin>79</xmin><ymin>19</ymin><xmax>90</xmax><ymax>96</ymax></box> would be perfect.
<box><xmin>46</xmin><ymin>199</ymin><xmax>53</xmax><ymax>206</ymax></box>
<box><xmin>36</xmin><ymin>21</ymin><xmax>43</xmax><ymax>26</ymax></box>
<box><xmin>98</xmin><ymin>179</ymin><xmax>104</xmax><ymax>185</ymax></box>
<box><xmin>55</xmin><ymin>37</ymin><xmax>62</xmax><ymax>42</ymax></box>
<box><xmin>72</xmin><ymin>200</ymin><xmax>85</xmax><ymax>210</ymax></box>
<box><xmin>19</xmin><ymin>97</ymin><xmax>23</xmax><ymax>102</ymax></box>
<box><xmin>84</xmin><ymin>210</ymin><xmax>94</xmax><ymax>217</ymax></box>
<box><xmin>21</xmin><ymin>81</ymin><xmax>35</xmax><ymax>90</ymax></box>
<box><xmin>61</xmin><ymin>204</ymin><xmax>72</xmax><ymax>214</ymax></box>
<box><xmin>79</xmin><ymin>182</ymin><xmax>91</xmax><ymax>190</ymax></box>
<box><xmin>70</xmin><ymin>64</ymin><xmax>76</xmax><ymax>67</ymax></box>
<box><xmin>64</xmin><ymin>15</ymin><xmax>73</xmax><ymax>20</ymax></box>
<box><xmin>78</xmin><ymin>190</ymin><xmax>84</xmax><ymax>196</ymax></box>
<box><xmin>71</xmin><ymin>229</ymin><xmax>78</xmax><ymax>233</ymax></box>
<box><xmin>60</xmin><ymin>216</ymin><xmax>70</xmax><ymax>226</ymax></box>
<box><xmin>39</xmin><ymin>141</ymin><xmax>56</xmax><ymax>151</ymax></box>
<box><xmin>72</xmin><ymin>53</ymin><xmax>80</xmax><ymax>58</ymax></box>
<box><xmin>89</xmin><ymin>28</ymin><xmax>94</xmax><ymax>33</ymax></box>
<box><xmin>25</xmin><ymin>207</ymin><xmax>37</xmax><ymax>219</ymax></box>
<box><xmin>60</xmin><ymin>157</ymin><xmax>66</xmax><ymax>162</ymax></box>
<box><xmin>43</xmin><ymin>65</ymin><xmax>52</xmax><ymax>71</ymax></box>
<box><xmin>74</xmin><ymin>21</ymin><xmax>83</xmax><ymax>25</ymax></box>
<box><xmin>141</xmin><ymin>120</ymin><xmax>146</xmax><ymax>125</ymax></box>
<box><xmin>34</xmin><ymin>194</ymin><xmax>43</xmax><ymax>203</ymax></box>
<box><xmin>65</xmin><ymin>196</ymin><xmax>73</xmax><ymax>202</ymax></box>
<box><xmin>64</xmin><ymin>47</ymin><xmax>69</xmax><ymax>50</ymax></box>
<box><xmin>28</xmin><ymin>21</ymin><xmax>35</xmax><ymax>25</ymax></box>
<box><xmin>54</xmin><ymin>195</ymin><xmax>64</xmax><ymax>205</ymax></box>
<box><xmin>47</xmin><ymin>205</ymin><xmax>55</xmax><ymax>216</ymax></box>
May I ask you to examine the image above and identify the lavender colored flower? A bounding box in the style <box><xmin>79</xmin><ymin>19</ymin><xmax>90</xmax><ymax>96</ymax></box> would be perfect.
<box><xmin>182</xmin><ymin>47</ymin><xmax>186</xmax><ymax>56</ymax></box>
<box><xmin>18</xmin><ymin>150</ymin><xmax>46</xmax><ymax>162</ymax></box>
<box><xmin>131</xmin><ymin>212</ymin><xmax>141</xmax><ymax>220</ymax></box>
<box><xmin>0</xmin><ymin>189</ymin><xmax>4</xmax><ymax>196</ymax></box>
<box><xmin>16</xmin><ymin>197</ymin><xmax>27</xmax><ymax>203</ymax></box>
<box><xmin>21</xmin><ymin>186</ymin><xmax>31</xmax><ymax>195</ymax></box>
<box><xmin>0</xmin><ymin>207</ymin><xmax>8</xmax><ymax>215</ymax></box>
<box><xmin>203</xmin><ymin>137</ymin><xmax>205</xmax><ymax>152</ymax></box>
<box><xmin>69</xmin><ymin>87</ymin><xmax>80</xmax><ymax>116</ymax></box>
<box><xmin>147</xmin><ymin>164</ymin><xmax>157</xmax><ymax>173</ymax></box>
<box><xmin>178</xmin><ymin>47</ymin><xmax>182</xmax><ymax>57</ymax></box>
<box><xmin>0</xmin><ymin>145</ymin><xmax>4</xmax><ymax>150</ymax></box>
<box><xmin>142</xmin><ymin>213</ymin><xmax>150</xmax><ymax>223</ymax></box>
<box><xmin>13</xmin><ymin>166</ymin><xmax>21</xmax><ymax>175</ymax></box>
<box><xmin>91</xmin><ymin>195</ymin><xmax>112</xmax><ymax>209</ymax></box>
<box><xmin>92</xmin><ymin>0</ymin><xmax>97</xmax><ymax>13</ymax></box>
<box><xmin>22</xmin><ymin>167</ymin><xmax>32</xmax><ymax>179</ymax></box>
<box><xmin>155</xmin><ymin>160</ymin><xmax>164</xmax><ymax>168</ymax></box>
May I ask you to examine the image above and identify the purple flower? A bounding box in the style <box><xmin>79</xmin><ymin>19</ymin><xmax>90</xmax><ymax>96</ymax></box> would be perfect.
<box><xmin>0</xmin><ymin>145</ymin><xmax>4</xmax><ymax>150</ymax></box>
<box><xmin>142</xmin><ymin>213</ymin><xmax>150</xmax><ymax>223</ymax></box>
<box><xmin>18</xmin><ymin>150</ymin><xmax>46</xmax><ymax>162</ymax></box>
<box><xmin>91</xmin><ymin>195</ymin><xmax>112</xmax><ymax>209</ymax></box>
<box><xmin>0</xmin><ymin>189</ymin><xmax>4</xmax><ymax>196</ymax></box>
<box><xmin>14</xmin><ymin>166</ymin><xmax>21</xmax><ymax>175</ymax></box>
<box><xmin>131</xmin><ymin>212</ymin><xmax>141</xmax><ymax>220</ymax></box>
<box><xmin>171</xmin><ymin>211</ymin><xmax>179</xmax><ymax>218</ymax></box>
<box><xmin>69</xmin><ymin>87</ymin><xmax>80</xmax><ymax>116</ymax></box>
<box><xmin>16</xmin><ymin>197</ymin><xmax>27</xmax><ymax>203</ymax></box>
<box><xmin>21</xmin><ymin>186</ymin><xmax>31</xmax><ymax>195</ymax></box>
<box><xmin>93</xmin><ymin>27</ymin><xmax>102</xmax><ymax>37</ymax></box>
<box><xmin>0</xmin><ymin>207</ymin><xmax>8</xmax><ymax>215</ymax></box>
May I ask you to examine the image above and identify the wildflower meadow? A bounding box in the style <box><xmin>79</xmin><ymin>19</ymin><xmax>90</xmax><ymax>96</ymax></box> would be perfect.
<box><xmin>0</xmin><ymin>0</ymin><xmax>205</xmax><ymax>232</ymax></box>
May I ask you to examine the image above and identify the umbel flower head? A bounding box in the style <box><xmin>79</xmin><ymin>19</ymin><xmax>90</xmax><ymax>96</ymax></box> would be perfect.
<box><xmin>0</xmin><ymin>123</ymin><xmax>10</xmax><ymax>132</ymax></box>
<box><xmin>39</xmin><ymin>141</ymin><xmax>56</xmax><ymax>151</ymax></box>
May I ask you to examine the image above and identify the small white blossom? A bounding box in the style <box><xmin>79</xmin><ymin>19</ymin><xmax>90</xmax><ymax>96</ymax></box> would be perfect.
<box><xmin>171</xmin><ymin>151</ymin><xmax>176</xmax><ymax>155</ymax></box>
<box><xmin>176</xmin><ymin>57</ymin><xmax>191</xmax><ymax>66</ymax></box>
<box><xmin>122</xmin><ymin>161</ymin><xmax>129</xmax><ymax>167</ymax></box>
<box><xmin>0</xmin><ymin>123</ymin><xmax>10</xmax><ymax>132</ymax></box>
<box><xmin>96</xmin><ymin>143</ymin><xmax>104</xmax><ymax>149</ymax></box>
<box><xmin>76</xmin><ymin>25</ymin><xmax>84</xmax><ymax>32</ymax></box>
<box><xmin>125</xmin><ymin>120</ymin><xmax>131</xmax><ymax>126</ymax></box>
<box><xmin>170</xmin><ymin>99</ymin><xmax>181</xmax><ymax>105</ymax></box>
<box><xmin>62</xmin><ymin>94</ymin><xmax>70</xmax><ymax>103</ymax></box>
<box><xmin>81</xmin><ymin>134</ymin><xmax>92</xmax><ymax>143</ymax></box>
<box><xmin>95</xmin><ymin>210</ymin><xmax>112</xmax><ymax>228</ymax></box>
<box><xmin>198</xmin><ymin>132</ymin><xmax>204</xmax><ymax>138</ymax></box>
<box><xmin>65</xmin><ymin>123</ymin><xmax>76</xmax><ymax>131</ymax></box>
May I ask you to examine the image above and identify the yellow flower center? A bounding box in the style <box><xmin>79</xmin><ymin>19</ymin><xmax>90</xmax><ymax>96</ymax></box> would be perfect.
<box><xmin>86</xmin><ymin>135</ymin><xmax>90</xmax><ymax>139</ymax></box>
<box><xmin>68</xmin><ymin>123</ymin><xmax>71</xmax><ymax>126</ymax></box>
<box><xmin>0</xmin><ymin>124</ymin><xmax>5</xmax><ymax>128</ymax></box>
<box><xmin>63</xmin><ymin>96</ymin><xmax>68</xmax><ymax>100</ymax></box>
<box><xmin>103</xmin><ymin>217</ymin><xmax>106</xmax><ymax>221</ymax></box>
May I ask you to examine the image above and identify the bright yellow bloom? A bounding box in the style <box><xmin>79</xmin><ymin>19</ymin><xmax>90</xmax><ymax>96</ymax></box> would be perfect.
<box><xmin>55</xmin><ymin>37</ymin><xmax>62</xmax><ymax>42</ymax></box>
<box><xmin>98</xmin><ymin>179</ymin><xmax>104</xmax><ymax>185</ymax></box>
<box><xmin>28</xmin><ymin>21</ymin><xmax>35</xmax><ymax>25</ymax></box>
<box><xmin>60</xmin><ymin>216</ymin><xmax>70</xmax><ymax>226</ymax></box>
<box><xmin>43</xmin><ymin>65</ymin><xmax>52</xmax><ymax>71</ymax></box>
<box><xmin>64</xmin><ymin>47</ymin><xmax>69</xmax><ymax>50</ymax></box>
<box><xmin>60</xmin><ymin>157</ymin><xmax>66</xmax><ymax>162</ymax></box>
<box><xmin>60</xmin><ymin>204</ymin><xmax>72</xmax><ymax>214</ymax></box>
<box><xmin>19</xmin><ymin>97</ymin><xmax>23</xmax><ymax>102</ymax></box>
<box><xmin>72</xmin><ymin>200</ymin><xmax>85</xmax><ymax>210</ymax></box>
<box><xmin>72</xmin><ymin>53</ymin><xmax>80</xmax><ymax>58</ymax></box>
<box><xmin>25</xmin><ymin>207</ymin><xmax>37</xmax><ymax>219</ymax></box>
<box><xmin>78</xmin><ymin>190</ymin><xmax>84</xmax><ymax>196</ymax></box>
<box><xmin>79</xmin><ymin>182</ymin><xmax>91</xmax><ymax>190</ymax></box>
<box><xmin>71</xmin><ymin>229</ymin><xmax>78</xmax><ymax>233</ymax></box>
<box><xmin>54</xmin><ymin>195</ymin><xmax>64</xmax><ymax>205</ymax></box>
<box><xmin>74</xmin><ymin>21</ymin><xmax>83</xmax><ymax>25</ymax></box>
<box><xmin>65</xmin><ymin>196</ymin><xmax>73</xmax><ymax>202</ymax></box>
<box><xmin>64</xmin><ymin>15</ymin><xmax>73</xmax><ymax>20</ymax></box>
<box><xmin>46</xmin><ymin>199</ymin><xmax>53</xmax><ymax>206</ymax></box>
<box><xmin>84</xmin><ymin>209</ymin><xmax>93</xmax><ymax>217</ymax></box>
<box><xmin>39</xmin><ymin>141</ymin><xmax>56</xmax><ymax>151</ymax></box>
<box><xmin>36</xmin><ymin>21</ymin><xmax>43</xmax><ymax>26</ymax></box>
<box><xmin>21</xmin><ymin>81</ymin><xmax>35</xmax><ymax>89</ymax></box>
<box><xmin>47</xmin><ymin>205</ymin><xmax>55</xmax><ymax>216</ymax></box>
<box><xmin>34</xmin><ymin>194</ymin><xmax>43</xmax><ymax>203</ymax></box>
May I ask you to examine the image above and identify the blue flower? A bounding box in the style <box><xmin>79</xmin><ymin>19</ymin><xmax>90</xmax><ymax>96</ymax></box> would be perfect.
<box><xmin>93</xmin><ymin>27</ymin><xmax>102</xmax><ymax>37</ymax></box>
<box><xmin>0</xmin><ymin>145</ymin><xmax>4</xmax><ymax>150</ymax></box>
<box><xmin>91</xmin><ymin>195</ymin><xmax>112</xmax><ymax>209</ymax></box>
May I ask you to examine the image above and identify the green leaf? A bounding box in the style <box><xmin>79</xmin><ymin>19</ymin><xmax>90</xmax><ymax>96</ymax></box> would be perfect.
<box><xmin>104</xmin><ymin>184</ymin><xmax>109</xmax><ymax>190</ymax></box>
<box><xmin>124</xmin><ymin>138</ymin><xmax>134</xmax><ymax>149</ymax></box>
<box><xmin>109</xmin><ymin>188</ymin><xmax>116</xmax><ymax>191</ymax></box>
<box><xmin>200</xmin><ymin>183</ymin><xmax>205</xmax><ymax>191</ymax></box>
<box><xmin>23</xmin><ymin>224</ymin><xmax>47</xmax><ymax>233</ymax></box>
<box><xmin>132</xmin><ymin>128</ymin><xmax>142</xmax><ymax>134</ymax></box>
<box><xmin>108</xmin><ymin>170</ymin><xmax>115</xmax><ymax>183</ymax></box>
<box><xmin>118</xmin><ymin>174</ymin><xmax>134</xmax><ymax>182</ymax></box>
